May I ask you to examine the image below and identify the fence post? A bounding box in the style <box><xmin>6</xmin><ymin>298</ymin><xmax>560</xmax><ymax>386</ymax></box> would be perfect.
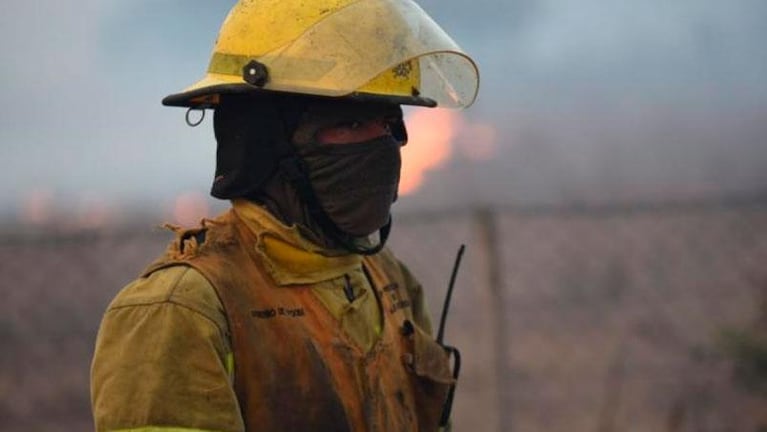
<box><xmin>475</xmin><ymin>207</ymin><xmax>511</xmax><ymax>432</ymax></box>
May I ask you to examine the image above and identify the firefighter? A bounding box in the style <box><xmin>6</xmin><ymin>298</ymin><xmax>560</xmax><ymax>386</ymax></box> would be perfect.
<box><xmin>90</xmin><ymin>0</ymin><xmax>478</xmax><ymax>430</ymax></box>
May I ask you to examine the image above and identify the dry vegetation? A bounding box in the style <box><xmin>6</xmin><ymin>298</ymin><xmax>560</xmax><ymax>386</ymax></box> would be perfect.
<box><xmin>1</xmin><ymin>203</ymin><xmax>766</xmax><ymax>431</ymax></box>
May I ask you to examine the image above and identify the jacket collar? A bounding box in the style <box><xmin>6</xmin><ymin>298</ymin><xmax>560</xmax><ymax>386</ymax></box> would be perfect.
<box><xmin>231</xmin><ymin>199</ymin><xmax>362</xmax><ymax>286</ymax></box>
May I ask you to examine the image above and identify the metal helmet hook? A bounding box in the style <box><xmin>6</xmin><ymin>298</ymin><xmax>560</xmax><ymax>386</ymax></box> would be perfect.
<box><xmin>185</xmin><ymin>107</ymin><xmax>206</xmax><ymax>127</ymax></box>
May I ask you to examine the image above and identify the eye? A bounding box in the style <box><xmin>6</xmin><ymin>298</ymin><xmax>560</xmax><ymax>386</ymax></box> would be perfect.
<box><xmin>333</xmin><ymin>120</ymin><xmax>361</xmax><ymax>130</ymax></box>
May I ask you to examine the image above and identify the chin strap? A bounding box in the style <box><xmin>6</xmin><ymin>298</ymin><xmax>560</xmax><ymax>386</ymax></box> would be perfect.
<box><xmin>278</xmin><ymin>156</ymin><xmax>391</xmax><ymax>256</ymax></box>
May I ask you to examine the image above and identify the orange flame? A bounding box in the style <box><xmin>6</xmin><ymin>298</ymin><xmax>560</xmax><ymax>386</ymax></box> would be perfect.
<box><xmin>399</xmin><ymin>110</ymin><xmax>498</xmax><ymax>196</ymax></box>
<box><xmin>400</xmin><ymin>109</ymin><xmax>461</xmax><ymax>195</ymax></box>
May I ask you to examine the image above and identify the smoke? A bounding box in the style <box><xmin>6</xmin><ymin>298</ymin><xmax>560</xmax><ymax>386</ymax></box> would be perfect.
<box><xmin>2</xmin><ymin>0</ymin><xmax>767</xmax><ymax>223</ymax></box>
<box><xmin>172</xmin><ymin>192</ymin><xmax>211</xmax><ymax>227</ymax></box>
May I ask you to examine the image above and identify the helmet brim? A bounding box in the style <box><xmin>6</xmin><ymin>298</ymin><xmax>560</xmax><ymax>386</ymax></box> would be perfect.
<box><xmin>162</xmin><ymin>79</ymin><xmax>438</xmax><ymax>108</ymax></box>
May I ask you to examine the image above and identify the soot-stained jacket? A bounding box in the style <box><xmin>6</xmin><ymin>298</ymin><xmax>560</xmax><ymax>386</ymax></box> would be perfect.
<box><xmin>91</xmin><ymin>200</ymin><xmax>453</xmax><ymax>432</ymax></box>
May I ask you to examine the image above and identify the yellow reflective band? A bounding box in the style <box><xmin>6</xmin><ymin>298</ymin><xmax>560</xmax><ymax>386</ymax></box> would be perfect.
<box><xmin>113</xmin><ymin>427</ymin><xmax>223</xmax><ymax>432</ymax></box>
<box><xmin>226</xmin><ymin>352</ymin><xmax>235</xmax><ymax>378</ymax></box>
<box><xmin>208</xmin><ymin>52</ymin><xmax>335</xmax><ymax>82</ymax></box>
<box><xmin>207</xmin><ymin>52</ymin><xmax>251</xmax><ymax>76</ymax></box>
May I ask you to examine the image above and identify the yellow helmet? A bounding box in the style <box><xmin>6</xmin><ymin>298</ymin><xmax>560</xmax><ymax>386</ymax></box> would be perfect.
<box><xmin>162</xmin><ymin>0</ymin><xmax>479</xmax><ymax>109</ymax></box>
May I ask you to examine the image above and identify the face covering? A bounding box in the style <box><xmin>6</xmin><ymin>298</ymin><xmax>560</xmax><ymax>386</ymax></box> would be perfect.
<box><xmin>299</xmin><ymin>135</ymin><xmax>402</xmax><ymax>237</ymax></box>
<box><xmin>211</xmin><ymin>94</ymin><xmax>405</xmax><ymax>250</ymax></box>
<box><xmin>286</xmin><ymin>100</ymin><xmax>405</xmax><ymax>240</ymax></box>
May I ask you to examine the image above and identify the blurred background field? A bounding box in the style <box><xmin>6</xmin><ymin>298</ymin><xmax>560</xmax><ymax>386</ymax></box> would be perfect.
<box><xmin>2</xmin><ymin>0</ymin><xmax>767</xmax><ymax>430</ymax></box>
<box><xmin>2</xmin><ymin>199</ymin><xmax>767</xmax><ymax>431</ymax></box>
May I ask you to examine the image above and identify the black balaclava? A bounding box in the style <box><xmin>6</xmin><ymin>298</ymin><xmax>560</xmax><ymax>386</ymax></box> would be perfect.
<box><xmin>211</xmin><ymin>93</ymin><xmax>299</xmax><ymax>199</ymax></box>
<box><xmin>211</xmin><ymin>93</ymin><xmax>406</xmax><ymax>254</ymax></box>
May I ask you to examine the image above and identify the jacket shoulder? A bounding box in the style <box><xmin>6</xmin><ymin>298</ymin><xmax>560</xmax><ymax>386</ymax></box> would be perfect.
<box><xmin>108</xmin><ymin>265</ymin><xmax>228</xmax><ymax>332</ymax></box>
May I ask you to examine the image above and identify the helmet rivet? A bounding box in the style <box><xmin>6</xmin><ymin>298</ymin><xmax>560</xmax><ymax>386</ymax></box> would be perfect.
<box><xmin>242</xmin><ymin>60</ymin><xmax>269</xmax><ymax>87</ymax></box>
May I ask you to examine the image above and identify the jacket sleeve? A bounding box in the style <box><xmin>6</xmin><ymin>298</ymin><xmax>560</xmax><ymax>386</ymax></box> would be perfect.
<box><xmin>91</xmin><ymin>266</ymin><xmax>244</xmax><ymax>432</ymax></box>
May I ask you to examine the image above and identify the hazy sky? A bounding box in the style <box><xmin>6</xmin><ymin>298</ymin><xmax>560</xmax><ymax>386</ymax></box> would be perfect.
<box><xmin>2</xmin><ymin>0</ymin><xmax>766</xmax><ymax>220</ymax></box>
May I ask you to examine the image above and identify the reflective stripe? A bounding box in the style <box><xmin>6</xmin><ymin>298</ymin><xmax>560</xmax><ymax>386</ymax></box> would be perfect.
<box><xmin>226</xmin><ymin>351</ymin><xmax>235</xmax><ymax>378</ymax></box>
<box><xmin>113</xmin><ymin>427</ymin><xmax>224</xmax><ymax>432</ymax></box>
